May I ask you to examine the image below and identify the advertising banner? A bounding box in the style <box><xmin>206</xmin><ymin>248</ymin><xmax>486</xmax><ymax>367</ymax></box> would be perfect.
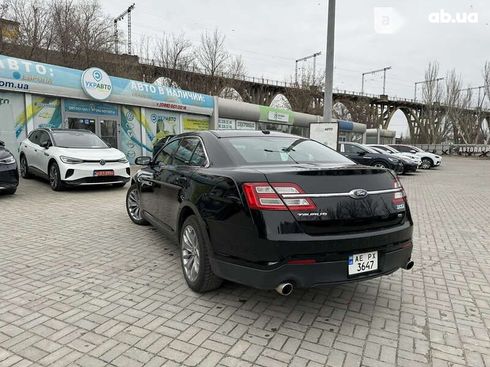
<box><xmin>0</xmin><ymin>54</ymin><xmax>214</xmax><ymax>115</ymax></box>
<box><xmin>0</xmin><ymin>91</ymin><xmax>26</xmax><ymax>159</ymax></box>
<box><xmin>236</xmin><ymin>120</ymin><xmax>256</xmax><ymax>130</ymax></box>
<box><xmin>218</xmin><ymin>118</ymin><xmax>236</xmax><ymax>129</ymax></box>
<box><xmin>121</xmin><ymin>106</ymin><xmax>145</xmax><ymax>164</ymax></box>
<box><xmin>32</xmin><ymin>96</ymin><xmax>62</xmax><ymax>129</ymax></box>
<box><xmin>259</xmin><ymin>106</ymin><xmax>294</xmax><ymax>124</ymax></box>
<box><xmin>146</xmin><ymin>108</ymin><xmax>180</xmax><ymax>150</ymax></box>
<box><xmin>309</xmin><ymin>122</ymin><xmax>339</xmax><ymax>151</ymax></box>
<box><xmin>182</xmin><ymin>115</ymin><xmax>210</xmax><ymax>132</ymax></box>
<box><xmin>64</xmin><ymin>98</ymin><xmax>118</xmax><ymax>116</ymax></box>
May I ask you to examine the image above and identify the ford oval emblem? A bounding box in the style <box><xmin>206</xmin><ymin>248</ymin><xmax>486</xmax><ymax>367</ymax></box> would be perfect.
<box><xmin>349</xmin><ymin>189</ymin><xmax>368</xmax><ymax>199</ymax></box>
<box><xmin>100</xmin><ymin>159</ymin><xmax>106</xmax><ymax>166</ymax></box>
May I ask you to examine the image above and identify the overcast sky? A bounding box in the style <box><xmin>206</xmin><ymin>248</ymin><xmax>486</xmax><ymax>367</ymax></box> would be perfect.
<box><xmin>100</xmin><ymin>0</ymin><xmax>489</xmax><ymax>135</ymax></box>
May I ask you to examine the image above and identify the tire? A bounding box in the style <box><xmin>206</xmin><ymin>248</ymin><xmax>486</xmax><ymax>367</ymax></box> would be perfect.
<box><xmin>126</xmin><ymin>184</ymin><xmax>149</xmax><ymax>225</ymax></box>
<box><xmin>20</xmin><ymin>154</ymin><xmax>32</xmax><ymax>179</ymax></box>
<box><xmin>180</xmin><ymin>215</ymin><xmax>222</xmax><ymax>293</ymax></box>
<box><xmin>49</xmin><ymin>162</ymin><xmax>65</xmax><ymax>191</ymax></box>
<box><xmin>420</xmin><ymin>158</ymin><xmax>432</xmax><ymax>170</ymax></box>
<box><xmin>113</xmin><ymin>182</ymin><xmax>127</xmax><ymax>188</ymax></box>
<box><xmin>372</xmin><ymin>161</ymin><xmax>388</xmax><ymax>169</ymax></box>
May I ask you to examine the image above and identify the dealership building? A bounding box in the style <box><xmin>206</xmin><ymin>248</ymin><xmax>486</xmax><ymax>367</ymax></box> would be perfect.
<box><xmin>0</xmin><ymin>54</ymin><xmax>393</xmax><ymax>162</ymax></box>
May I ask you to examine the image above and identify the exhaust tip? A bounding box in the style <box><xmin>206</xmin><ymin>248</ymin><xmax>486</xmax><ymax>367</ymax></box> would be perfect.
<box><xmin>404</xmin><ymin>260</ymin><xmax>414</xmax><ymax>270</ymax></box>
<box><xmin>275</xmin><ymin>282</ymin><xmax>293</xmax><ymax>296</ymax></box>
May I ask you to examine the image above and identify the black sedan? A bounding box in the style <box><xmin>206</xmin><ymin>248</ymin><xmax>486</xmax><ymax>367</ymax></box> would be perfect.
<box><xmin>0</xmin><ymin>140</ymin><xmax>19</xmax><ymax>195</ymax></box>
<box><xmin>339</xmin><ymin>142</ymin><xmax>404</xmax><ymax>174</ymax></box>
<box><xmin>126</xmin><ymin>131</ymin><xmax>414</xmax><ymax>295</ymax></box>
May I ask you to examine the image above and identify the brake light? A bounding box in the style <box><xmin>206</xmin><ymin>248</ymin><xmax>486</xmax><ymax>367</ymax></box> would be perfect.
<box><xmin>243</xmin><ymin>182</ymin><xmax>316</xmax><ymax>211</ymax></box>
<box><xmin>392</xmin><ymin>179</ymin><xmax>407</xmax><ymax>206</ymax></box>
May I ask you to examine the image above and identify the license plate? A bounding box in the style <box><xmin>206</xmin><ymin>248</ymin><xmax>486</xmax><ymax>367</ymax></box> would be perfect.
<box><xmin>94</xmin><ymin>170</ymin><xmax>114</xmax><ymax>177</ymax></box>
<box><xmin>348</xmin><ymin>251</ymin><xmax>378</xmax><ymax>275</ymax></box>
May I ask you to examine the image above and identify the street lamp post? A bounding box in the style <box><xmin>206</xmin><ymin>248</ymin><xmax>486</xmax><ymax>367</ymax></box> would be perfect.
<box><xmin>414</xmin><ymin>77</ymin><xmax>444</xmax><ymax>101</ymax></box>
<box><xmin>361</xmin><ymin>66</ymin><xmax>392</xmax><ymax>94</ymax></box>
<box><xmin>323</xmin><ymin>0</ymin><xmax>336</xmax><ymax>121</ymax></box>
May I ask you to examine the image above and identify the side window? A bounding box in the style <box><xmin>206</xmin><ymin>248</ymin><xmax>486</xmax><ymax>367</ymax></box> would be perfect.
<box><xmin>394</xmin><ymin>145</ymin><xmax>409</xmax><ymax>153</ymax></box>
<box><xmin>39</xmin><ymin>132</ymin><xmax>51</xmax><ymax>146</ymax></box>
<box><xmin>28</xmin><ymin>131</ymin><xmax>40</xmax><ymax>145</ymax></box>
<box><xmin>344</xmin><ymin>144</ymin><xmax>363</xmax><ymax>154</ymax></box>
<box><xmin>155</xmin><ymin>139</ymin><xmax>180</xmax><ymax>165</ymax></box>
<box><xmin>174</xmin><ymin>138</ymin><xmax>199</xmax><ymax>166</ymax></box>
<box><xmin>189</xmin><ymin>142</ymin><xmax>207</xmax><ymax>166</ymax></box>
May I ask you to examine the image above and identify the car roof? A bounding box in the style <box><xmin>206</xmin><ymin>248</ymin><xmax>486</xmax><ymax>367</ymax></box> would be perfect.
<box><xmin>36</xmin><ymin>128</ymin><xmax>94</xmax><ymax>134</ymax></box>
<box><xmin>206</xmin><ymin>130</ymin><xmax>300</xmax><ymax>139</ymax></box>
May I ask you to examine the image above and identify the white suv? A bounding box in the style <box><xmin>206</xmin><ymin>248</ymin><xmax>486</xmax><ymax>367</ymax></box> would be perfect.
<box><xmin>389</xmin><ymin>144</ymin><xmax>442</xmax><ymax>169</ymax></box>
<box><xmin>19</xmin><ymin>128</ymin><xmax>130</xmax><ymax>190</ymax></box>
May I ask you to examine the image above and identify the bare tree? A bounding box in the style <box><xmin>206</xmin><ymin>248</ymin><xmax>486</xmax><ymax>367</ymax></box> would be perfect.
<box><xmin>154</xmin><ymin>33</ymin><xmax>192</xmax><ymax>70</ymax></box>
<box><xmin>283</xmin><ymin>65</ymin><xmax>324</xmax><ymax>114</ymax></box>
<box><xmin>74</xmin><ymin>0</ymin><xmax>113</xmax><ymax>66</ymax></box>
<box><xmin>195</xmin><ymin>29</ymin><xmax>229</xmax><ymax>76</ymax></box>
<box><xmin>417</xmin><ymin>61</ymin><xmax>447</xmax><ymax>143</ymax></box>
<box><xmin>8</xmin><ymin>0</ymin><xmax>52</xmax><ymax>59</ymax></box>
<box><xmin>137</xmin><ymin>34</ymin><xmax>153</xmax><ymax>63</ymax></box>
<box><xmin>225</xmin><ymin>55</ymin><xmax>246</xmax><ymax>79</ymax></box>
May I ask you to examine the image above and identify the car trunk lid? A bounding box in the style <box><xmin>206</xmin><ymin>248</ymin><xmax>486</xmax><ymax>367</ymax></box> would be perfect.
<box><xmin>246</xmin><ymin>163</ymin><xmax>406</xmax><ymax>235</ymax></box>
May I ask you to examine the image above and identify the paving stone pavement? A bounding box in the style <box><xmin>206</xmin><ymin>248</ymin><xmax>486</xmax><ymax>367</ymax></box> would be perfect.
<box><xmin>1</xmin><ymin>156</ymin><xmax>489</xmax><ymax>367</ymax></box>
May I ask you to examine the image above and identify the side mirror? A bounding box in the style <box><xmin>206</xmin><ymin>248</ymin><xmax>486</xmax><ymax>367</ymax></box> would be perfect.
<box><xmin>40</xmin><ymin>141</ymin><xmax>50</xmax><ymax>149</ymax></box>
<box><xmin>358</xmin><ymin>151</ymin><xmax>366</xmax><ymax>156</ymax></box>
<box><xmin>0</xmin><ymin>140</ymin><xmax>4</xmax><ymax>147</ymax></box>
<box><xmin>135</xmin><ymin>156</ymin><xmax>151</xmax><ymax>166</ymax></box>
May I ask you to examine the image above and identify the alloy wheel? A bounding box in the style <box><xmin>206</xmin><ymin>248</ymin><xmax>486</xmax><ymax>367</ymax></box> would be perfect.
<box><xmin>421</xmin><ymin>159</ymin><xmax>431</xmax><ymax>169</ymax></box>
<box><xmin>20</xmin><ymin>156</ymin><xmax>27</xmax><ymax>177</ymax></box>
<box><xmin>127</xmin><ymin>188</ymin><xmax>143</xmax><ymax>221</ymax></box>
<box><xmin>181</xmin><ymin>225</ymin><xmax>200</xmax><ymax>282</ymax></box>
<box><xmin>49</xmin><ymin>164</ymin><xmax>58</xmax><ymax>189</ymax></box>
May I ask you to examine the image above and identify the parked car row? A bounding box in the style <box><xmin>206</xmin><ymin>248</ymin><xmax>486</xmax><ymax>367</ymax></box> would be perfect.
<box><xmin>2</xmin><ymin>129</ymin><xmax>434</xmax><ymax>297</ymax></box>
<box><xmin>338</xmin><ymin>142</ymin><xmax>442</xmax><ymax>174</ymax></box>
<box><xmin>0</xmin><ymin>128</ymin><xmax>131</xmax><ymax>195</ymax></box>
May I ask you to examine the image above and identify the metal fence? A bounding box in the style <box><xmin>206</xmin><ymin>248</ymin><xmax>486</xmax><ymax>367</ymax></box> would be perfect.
<box><xmin>413</xmin><ymin>144</ymin><xmax>490</xmax><ymax>156</ymax></box>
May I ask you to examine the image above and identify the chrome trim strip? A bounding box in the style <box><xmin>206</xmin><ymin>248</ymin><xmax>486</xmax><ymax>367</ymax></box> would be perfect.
<box><xmin>282</xmin><ymin>188</ymin><xmax>402</xmax><ymax>198</ymax></box>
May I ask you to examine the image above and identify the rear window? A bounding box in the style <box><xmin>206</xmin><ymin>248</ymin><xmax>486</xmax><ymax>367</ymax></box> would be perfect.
<box><xmin>222</xmin><ymin>136</ymin><xmax>352</xmax><ymax>165</ymax></box>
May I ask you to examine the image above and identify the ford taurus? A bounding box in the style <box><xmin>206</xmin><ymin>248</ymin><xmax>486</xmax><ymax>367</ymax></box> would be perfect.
<box><xmin>126</xmin><ymin>130</ymin><xmax>414</xmax><ymax>295</ymax></box>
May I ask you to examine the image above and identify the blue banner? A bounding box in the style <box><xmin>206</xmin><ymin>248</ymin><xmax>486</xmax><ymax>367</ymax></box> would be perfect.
<box><xmin>64</xmin><ymin>98</ymin><xmax>118</xmax><ymax>116</ymax></box>
<box><xmin>0</xmin><ymin>55</ymin><xmax>214</xmax><ymax>115</ymax></box>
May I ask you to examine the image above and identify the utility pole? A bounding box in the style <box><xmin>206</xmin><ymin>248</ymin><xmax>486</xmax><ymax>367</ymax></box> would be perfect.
<box><xmin>414</xmin><ymin>77</ymin><xmax>444</xmax><ymax>100</ymax></box>
<box><xmin>459</xmin><ymin>85</ymin><xmax>485</xmax><ymax>108</ymax></box>
<box><xmin>361</xmin><ymin>66</ymin><xmax>391</xmax><ymax>94</ymax></box>
<box><xmin>323</xmin><ymin>0</ymin><xmax>335</xmax><ymax>121</ymax></box>
<box><xmin>114</xmin><ymin>3</ymin><xmax>135</xmax><ymax>55</ymax></box>
<box><xmin>295</xmin><ymin>52</ymin><xmax>321</xmax><ymax>85</ymax></box>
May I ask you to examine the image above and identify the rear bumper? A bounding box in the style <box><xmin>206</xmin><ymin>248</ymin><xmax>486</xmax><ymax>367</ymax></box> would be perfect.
<box><xmin>211</xmin><ymin>244</ymin><xmax>413</xmax><ymax>289</ymax></box>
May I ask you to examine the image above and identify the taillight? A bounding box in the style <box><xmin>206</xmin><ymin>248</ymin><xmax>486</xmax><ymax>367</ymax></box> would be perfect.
<box><xmin>243</xmin><ymin>182</ymin><xmax>316</xmax><ymax>211</ymax></box>
<box><xmin>392</xmin><ymin>179</ymin><xmax>407</xmax><ymax>206</ymax></box>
